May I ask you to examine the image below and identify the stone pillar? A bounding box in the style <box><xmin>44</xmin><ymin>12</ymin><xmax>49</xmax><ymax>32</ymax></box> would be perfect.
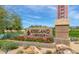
<box><xmin>55</xmin><ymin>5</ymin><xmax>70</xmax><ymax>46</ymax></box>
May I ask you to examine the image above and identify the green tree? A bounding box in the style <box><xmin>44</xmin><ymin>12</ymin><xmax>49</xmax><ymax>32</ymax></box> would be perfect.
<box><xmin>0</xmin><ymin>6</ymin><xmax>8</xmax><ymax>33</ymax></box>
<box><xmin>12</xmin><ymin>14</ymin><xmax>22</xmax><ymax>30</ymax></box>
<box><xmin>0</xmin><ymin>6</ymin><xmax>22</xmax><ymax>34</ymax></box>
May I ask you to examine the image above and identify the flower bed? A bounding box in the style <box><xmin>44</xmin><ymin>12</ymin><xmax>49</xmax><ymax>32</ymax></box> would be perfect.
<box><xmin>12</xmin><ymin>36</ymin><xmax>53</xmax><ymax>43</ymax></box>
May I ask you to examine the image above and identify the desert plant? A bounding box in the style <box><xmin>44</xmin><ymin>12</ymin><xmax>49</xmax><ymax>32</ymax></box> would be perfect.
<box><xmin>0</xmin><ymin>41</ymin><xmax>18</xmax><ymax>54</ymax></box>
<box><xmin>16</xmin><ymin>50</ymin><xmax>24</xmax><ymax>54</ymax></box>
<box><xmin>0</xmin><ymin>40</ymin><xmax>6</xmax><ymax>48</ymax></box>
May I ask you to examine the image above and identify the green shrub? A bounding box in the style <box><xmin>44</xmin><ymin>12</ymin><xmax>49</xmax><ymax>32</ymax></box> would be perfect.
<box><xmin>0</xmin><ymin>40</ymin><xmax>7</xmax><ymax>48</ymax></box>
<box><xmin>0</xmin><ymin>41</ymin><xmax>18</xmax><ymax>53</ymax></box>
<box><xmin>69</xmin><ymin>30</ymin><xmax>79</xmax><ymax>37</ymax></box>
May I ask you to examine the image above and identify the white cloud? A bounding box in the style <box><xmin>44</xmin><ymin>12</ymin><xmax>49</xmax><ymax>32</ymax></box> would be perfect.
<box><xmin>23</xmin><ymin>5</ymin><xmax>56</xmax><ymax>11</ymax></box>
<box><xmin>22</xmin><ymin>18</ymin><xmax>52</xmax><ymax>27</ymax></box>
<box><xmin>27</xmin><ymin>15</ymin><xmax>41</xmax><ymax>19</ymax></box>
<box><xmin>47</xmin><ymin>6</ymin><xmax>57</xmax><ymax>10</ymax></box>
<box><xmin>69</xmin><ymin>10</ymin><xmax>79</xmax><ymax>20</ymax></box>
<box><xmin>69</xmin><ymin>6</ymin><xmax>79</xmax><ymax>20</ymax></box>
<box><xmin>23</xmin><ymin>5</ymin><xmax>46</xmax><ymax>12</ymax></box>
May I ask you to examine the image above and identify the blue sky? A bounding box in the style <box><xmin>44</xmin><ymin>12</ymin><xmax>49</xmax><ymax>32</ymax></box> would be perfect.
<box><xmin>3</xmin><ymin>5</ymin><xmax>79</xmax><ymax>28</ymax></box>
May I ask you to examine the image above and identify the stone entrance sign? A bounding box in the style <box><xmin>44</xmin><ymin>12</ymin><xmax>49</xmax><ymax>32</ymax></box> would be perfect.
<box><xmin>27</xmin><ymin>27</ymin><xmax>53</xmax><ymax>38</ymax></box>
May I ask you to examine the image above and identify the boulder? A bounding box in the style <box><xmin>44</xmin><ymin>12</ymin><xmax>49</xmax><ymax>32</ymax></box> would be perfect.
<box><xmin>24</xmin><ymin>46</ymin><xmax>41</xmax><ymax>54</ymax></box>
<box><xmin>55</xmin><ymin>44</ymin><xmax>76</xmax><ymax>54</ymax></box>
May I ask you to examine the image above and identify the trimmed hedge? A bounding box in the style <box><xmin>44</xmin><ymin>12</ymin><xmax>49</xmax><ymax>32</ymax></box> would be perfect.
<box><xmin>69</xmin><ymin>30</ymin><xmax>79</xmax><ymax>37</ymax></box>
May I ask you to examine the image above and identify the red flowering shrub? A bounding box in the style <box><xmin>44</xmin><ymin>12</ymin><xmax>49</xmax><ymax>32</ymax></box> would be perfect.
<box><xmin>14</xmin><ymin>36</ymin><xmax>26</xmax><ymax>41</ymax></box>
<box><xmin>12</xmin><ymin>35</ymin><xmax>53</xmax><ymax>43</ymax></box>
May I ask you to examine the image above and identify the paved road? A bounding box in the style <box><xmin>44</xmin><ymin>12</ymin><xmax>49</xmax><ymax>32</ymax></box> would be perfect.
<box><xmin>14</xmin><ymin>41</ymin><xmax>55</xmax><ymax>48</ymax></box>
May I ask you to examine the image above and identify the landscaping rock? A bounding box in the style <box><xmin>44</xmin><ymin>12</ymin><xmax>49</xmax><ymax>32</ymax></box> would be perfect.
<box><xmin>54</xmin><ymin>44</ymin><xmax>76</xmax><ymax>54</ymax></box>
<box><xmin>24</xmin><ymin>46</ymin><xmax>41</xmax><ymax>54</ymax></box>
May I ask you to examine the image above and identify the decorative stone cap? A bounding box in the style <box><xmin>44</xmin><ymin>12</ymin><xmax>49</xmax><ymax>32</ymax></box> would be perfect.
<box><xmin>55</xmin><ymin>18</ymin><xmax>69</xmax><ymax>25</ymax></box>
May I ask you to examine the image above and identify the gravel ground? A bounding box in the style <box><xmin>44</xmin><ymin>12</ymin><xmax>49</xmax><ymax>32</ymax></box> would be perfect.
<box><xmin>70</xmin><ymin>42</ymin><xmax>79</xmax><ymax>53</ymax></box>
